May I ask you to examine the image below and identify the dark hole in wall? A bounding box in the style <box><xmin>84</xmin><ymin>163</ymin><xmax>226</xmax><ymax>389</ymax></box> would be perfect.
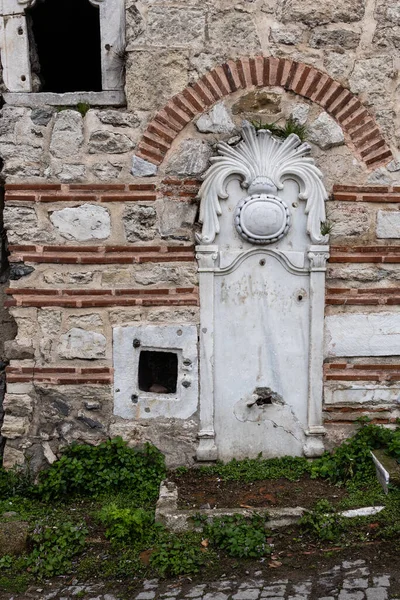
<box><xmin>138</xmin><ymin>351</ymin><xmax>178</xmax><ymax>394</ymax></box>
<box><xmin>27</xmin><ymin>0</ymin><xmax>102</xmax><ymax>93</ymax></box>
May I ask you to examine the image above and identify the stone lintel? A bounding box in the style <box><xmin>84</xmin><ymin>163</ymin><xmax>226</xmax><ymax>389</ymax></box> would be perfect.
<box><xmin>3</xmin><ymin>90</ymin><xmax>126</xmax><ymax>107</ymax></box>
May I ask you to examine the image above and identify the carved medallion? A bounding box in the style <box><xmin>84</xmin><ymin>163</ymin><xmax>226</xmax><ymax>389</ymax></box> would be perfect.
<box><xmin>197</xmin><ymin>123</ymin><xmax>328</xmax><ymax>245</ymax></box>
<box><xmin>235</xmin><ymin>193</ymin><xmax>290</xmax><ymax>244</ymax></box>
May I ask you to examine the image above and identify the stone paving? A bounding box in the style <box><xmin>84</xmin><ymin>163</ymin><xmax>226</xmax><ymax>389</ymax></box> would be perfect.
<box><xmin>8</xmin><ymin>560</ymin><xmax>400</xmax><ymax>600</ymax></box>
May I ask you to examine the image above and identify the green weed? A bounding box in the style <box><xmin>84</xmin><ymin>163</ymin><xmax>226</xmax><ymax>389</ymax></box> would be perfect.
<box><xmin>311</xmin><ymin>423</ymin><xmax>395</xmax><ymax>485</ymax></box>
<box><xmin>198</xmin><ymin>513</ymin><xmax>271</xmax><ymax>559</ymax></box>
<box><xmin>56</xmin><ymin>102</ymin><xmax>90</xmax><ymax>117</ymax></box>
<box><xmin>300</xmin><ymin>500</ymin><xmax>345</xmax><ymax>542</ymax></box>
<box><xmin>36</xmin><ymin>438</ymin><xmax>165</xmax><ymax>503</ymax></box>
<box><xmin>251</xmin><ymin>117</ymin><xmax>308</xmax><ymax>141</ymax></box>
<box><xmin>0</xmin><ymin>466</ymin><xmax>33</xmax><ymax>499</ymax></box>
<box><xmin>197</xmin><ymin>455</ymin><xmax>311</xmax><ymax>482</ymax></box>
<box><xmin>320</xmin><ymin>221</ymin><xmax>333</xmax><ymax>236</ymax></box>
<box><xmin>27</xmin><ymin>521</ymin><xmax>88</xmax><ymax>578</ymax></box>
<box><xmin>98</xmin><ymin>504</ymin><xmax>159</xmax><ymax>545</ymax></box>
<box><xmin>150</xmin><ymin>532</ymin><xmax>211</xmax><ymax>577</ymax></box>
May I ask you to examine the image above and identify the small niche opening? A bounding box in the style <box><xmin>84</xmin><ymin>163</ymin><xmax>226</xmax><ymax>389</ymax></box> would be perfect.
<box><xmin>138</xmin><ymin>351</ymin><xmax>178</xmax><ymax>394</ymax></box>
<box><xmin>27</xmin><ymin>0</ymin><xmax>102</xmax><ymax>93</ymax></box>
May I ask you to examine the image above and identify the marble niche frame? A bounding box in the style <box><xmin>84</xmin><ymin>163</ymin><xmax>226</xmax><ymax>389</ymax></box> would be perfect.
<box><xmin>195</xmin><ymin>124</ymin><xmax>330</xmax><ymax>461</ymax></box>
<box><xmin>0</xmin><ymin>0</ymin><xmax>125</xmax><ymax>106</ymax></box>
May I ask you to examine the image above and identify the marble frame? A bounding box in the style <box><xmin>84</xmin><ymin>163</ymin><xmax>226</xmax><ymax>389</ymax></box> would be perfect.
<box><xmin>0</xmin><ymin>0</ymin><xmax>125</xmax><ymax>102</ymax></box>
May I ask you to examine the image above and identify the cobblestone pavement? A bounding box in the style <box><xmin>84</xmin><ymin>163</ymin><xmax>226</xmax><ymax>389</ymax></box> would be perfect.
<box><xmin>5</xmin><ymin>559</ymin><xmax>400</xmax><ymax>600</ymax></box>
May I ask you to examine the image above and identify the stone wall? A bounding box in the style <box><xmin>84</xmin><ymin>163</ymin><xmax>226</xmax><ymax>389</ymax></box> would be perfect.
<box><xmin>0</xmin><ymin>0</ymin><xmax>400</xmax><ymax>469</ymax></box>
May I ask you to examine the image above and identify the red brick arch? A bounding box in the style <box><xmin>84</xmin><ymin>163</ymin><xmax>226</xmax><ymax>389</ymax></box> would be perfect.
<box><xmin>136</xmin><ymin>56</ymin><xmax>392</xmax><ymax>170</ymax></box>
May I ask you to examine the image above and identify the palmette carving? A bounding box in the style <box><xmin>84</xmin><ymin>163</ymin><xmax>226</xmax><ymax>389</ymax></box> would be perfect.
<box><xmin>197</xmin><ymin>123</ymin><xmax>328</xmax><ymax>245</ymax></box>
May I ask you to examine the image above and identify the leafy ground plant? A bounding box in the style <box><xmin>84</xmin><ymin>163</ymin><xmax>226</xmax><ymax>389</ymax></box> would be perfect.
<box><xmin>150</xmin><ymin>531</ymin><xmax>212</xmax><ymax>577</ymax></box>
<box><xmin>98</xmin><ymin>504</ymin><xmax>158</xmax><ymax>545</ymax></box>
<box><xmin>311</xmin><ymin>422</ymin><xmax>395</xmax><ymax>485</ymax></box>
<box><xmin>198</xmin><ymin>513</ymin><xmax>271</xmax><ymax>559</ymax></box>
<box><xmin>27</xmin><ymin>521</ymin><xmax>88</xmax><ymax>578</ymax></box>
<box><xmin>36</xmin><ymin>437</ymin><xmax>166</xmax><ymax>503</ymax></box>
<box><xmin>299</xmin><ymin>500</ymin><xmax>345</xmax><ymax>542</ymax></box>
<box><xmin>0</xmin><ymin>465</ymin><xmax>33</xmax><ymax>499</ymax></box>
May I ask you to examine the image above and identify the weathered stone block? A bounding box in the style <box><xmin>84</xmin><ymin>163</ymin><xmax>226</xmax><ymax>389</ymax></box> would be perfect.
<box><xmin>4</xmin><ymin>340</ymin><xmax>34</xmax><ymax>360</ymax></box>
<box><xmin>58</xmin><ymin>328</ymin><xmax>107</xmax><ymax>359</ymax></box>
<box><xmin>147</xmin><ymin>307</ymin><xmax>198</xmax><ymax>322</ymax></box>
<box><xmin>50</xmin><ymin>204</ymin><xmax>111</xmax><ymax>241</ymax></box>
<box><xmin>376</xmin><ymin>211</ymin><xmax>400</xmax><ymax>239</ymax></box>
<box><xmin>308</xmin><ymin>112</ymin><xmax>344</xmax><ymax>150</ymax></box>
<box><xmin>195</xmin><ymin>102</ymin><xmax>235</xmax><ymax>134</ymax></box>
<box><xmin>3</xmin><ymin>394</ymin><xmax>33</xmax><ymax>417</ymax></box>
<box><xmin>280</xmin><ymin>0</ymin><xmax>366</xmax><ymax>26</ymax></box>
<box><xmin>88</xmin><ymin>130</ymin><xmax>133</xmax><ymax>154</ymax></box>
<box><xmin>53</xmin><ymin>163</ymin><xmax>86</xmax><ymax>183</ymax></box>
<box><xmin>38</xmin><ymin>309</ymin><xmax>62</xmax><ymax>337</ymax></box>
<box><xmin>166</xmin><ymin>139</ymin><xmax>212</xmax><ymax>176</ymax></box>
<box><xmin>309</xmin><ymin>28</ymin><xmax>361</xmax><ymax>49</ymax></box>
<box><xmin>126</xmin><ymin>50</ymin><xmax>190</xmax><ymax>112</ymax></box>
<box><xmin>109</xmin><ymin>418</ymin><xmax>198</xmax><ymax>467</ymax></box>
<box><xmin>2</xmin><ymin>161</ymin><xmax>42</xmax><ymax>178</ymax></box>
<box><xmin>102</xmin><ymin>268</ymin><xmax>132</xmax><ymax>285</ymax></box>
<box><xmin>291</xmin><ymin>103</ymin><xmax>310</xmax><ymax>125</ymax></box>
<box><xmin>4</xmin><ymin>205</ymin><xmax>55</xmax><ymax>244</ymax></box>
<box><xmin>132</xmin><ymin>155</ymin><xmax>158</xmax><ymax>177</ymax></box>
<box><xmin>91</xmin><ymin>161</ymin><xmax>123</xmax><ymax>180</ymax></box>
<box><xmin>325</xmin><ymin>313</ymin><xmax>400</xmax><ymax>357</ymax></box>
<box><xmin>2</xmin><ymin>445</ymin><xmax>25</xmax><ymax>469</ymax></box>
<box><xmin>0</xmin><ymin>143</ymin><xmax>42</xmax><ymax>162</ymax></box>
<box><xmin>43</xmin><ymin>270</ymin><xmax>95</xmax><ymax>285</ymax></box>
<box><xmin>324</xmin><ymin>51</ymin><xmax>354</xmax><ymax>82</ymax></box>
<box><xmin>1</xmin><ymin>415</ymin><xmax>30</xmax><ymax>439</ymax></box>
<box><xmin>349</xmin><ymin>57</ymin><xmax>395</xmax><ymax>95</ymax></box>
<box><xmin>133</xmin><ymin>264</ymin><xmax>197</xmax><ymax>287</ymax></box>
<box><xmin>0</xmin><ymin>522</ymin><xmax>29</xmax><ymax>557</ymax></box>
<box><xmin>159</xmin><ymin>202</ymin><xmax>197</xmax><ymax>241</ymax></box>
<box><xmin>108</xmin><ymin>308</ymin><xmax>143</xmax><ymax>325</ymax></box>
<box><xmin>66</xmin><ymin>313</ymin><xmax>104</xmax><ymax>329</ymax></box>
<box><xmin>327</xmin><ymin>203</ymin><xmax>371</xmax><ymax>238</ymax></box>
<box><xmin>373</xmin><ymin>1</ymin><xmax>400</xmax><ymax>48</ymax></box>
<box><xmin>9</xmin><ymin>308</ymin><xmax>37</xmax><ymax>337</ymax></box>
<box><xmin>30</xmin><ymin>107</ymin><xmax>54</xmax><ymax>127</ymax></box>
<box><xmin>42</xmin><ymin>441</ymin><xmax>58</xmax><ymax>464</ymax></box>
<box><xmin>207</xmin><ymin>10</ymin><xmax>261</xmax><ymax>54</ymax></box>
<box><xmin>375</xmin><ymin>0</ymin><xmax>400</xmax><ymax>24</ymax></box>
<box><xmin>325</xmin><ymin>384</ymin><xmax>400</xmax><ymax>405</ymax></box>
<box><xmin>126</xmin><ymin>0</ymin><xmax>145</xmax><ymax>46</ymax></box>
<box><xmin>138</xmin><ymin>7</ymin><xmax>206</xmax><ymax>48</ymax></box>
<box><xmin>270</xmin><ymin>24</ymin><xmax>304</xmax><ymax>45</ymax></box>
<box><xmin>327</xmin><ymin>265</ymin><xmax>382</xmax><ymax>282</ymax></box>
<box><xmin>9</xmin><ymin>263</ymin><xmax>35</xmax><ymax>280</ymax></box>
<box><xmin>123</xmin><ymin>204</ymin><xmax>157</xmax><ymax>241</ymax></box>
<box><xmin>367</xmin><ymin>167</ymin><xmax>393</xmax><ymax>186</ymax></box>
<box><xmin>50</xmin><ymin>110</ymin><xmax>84</xmax><ymax>159</ymax></box>
<box><xmin>0</xmin><ymin>106</ymin><xmax>28</xmax><ymax>138</ymax></box>
<box><xmin>232</xmin><ymin>91</ymin><xmax>282</xmax><ymax>115</ymax></box>
<box><xmin>97</xmin><ymin>110</ymin><xmax>140</xmax><ymax>128</ymax></box>
<box><xmin>374</xmin><ymin>25</ymin><xmax>400</xmax><ymax>49</ymax></box>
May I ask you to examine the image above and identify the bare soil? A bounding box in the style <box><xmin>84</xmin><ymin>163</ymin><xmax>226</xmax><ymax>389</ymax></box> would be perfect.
<box><xmin>170</xmin><ymin>473</ymin><xmax>349</xmax><ymax>509</ymax></box>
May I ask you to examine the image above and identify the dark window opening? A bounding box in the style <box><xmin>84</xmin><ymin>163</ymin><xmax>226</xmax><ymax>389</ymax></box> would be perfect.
<box><xmin>138</xmin><ymin>351</ymin><xmax>178</xmax><ymax>394</ymax></box>
<box><xmin>27</xmin><ymin>0</ymin><xmax>102</xmax><ymax>93</ymax></box>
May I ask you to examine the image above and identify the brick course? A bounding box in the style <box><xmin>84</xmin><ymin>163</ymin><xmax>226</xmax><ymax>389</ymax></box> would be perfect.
<box><xmin>136</xmin><ymin>57</ymin><xmax>392</xmax><ymax>169</ymax></box>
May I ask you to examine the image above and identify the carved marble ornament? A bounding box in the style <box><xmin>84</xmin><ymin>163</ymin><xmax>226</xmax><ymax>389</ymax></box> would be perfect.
<box><xmin>235</xmin><ymin>193</ymin><xmax>290</xmax><ymax>245</ymax></box>
<box><xmin>197</xmin><ymin>123</ymin><xmax>328</xmax><ymax>246</ymax></box>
